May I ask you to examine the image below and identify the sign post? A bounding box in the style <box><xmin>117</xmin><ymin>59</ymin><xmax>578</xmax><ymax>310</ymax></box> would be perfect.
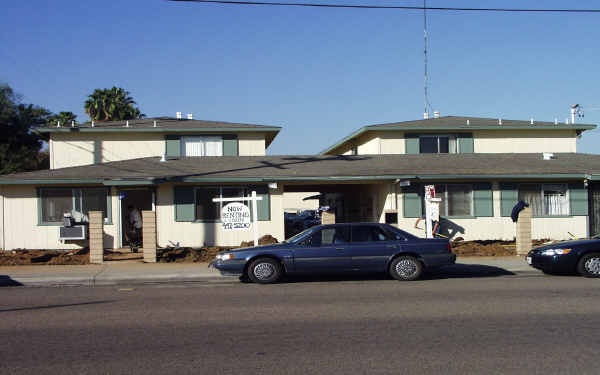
<box><xmin>424</xmin><ymin>185</ymin><xmax>441</xmax><ymax>239</ymax></box>
<box><xmin>213</xmin><ymin>191</ymin><xmax>263</xmax><ymax>246</ymax></box>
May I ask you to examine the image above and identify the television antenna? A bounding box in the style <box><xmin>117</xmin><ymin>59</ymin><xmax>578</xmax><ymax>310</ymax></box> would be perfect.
<box><xmin>423</xmin><ymin>0</ymin><xmax>433</xmax><ymax>119</ymax></box>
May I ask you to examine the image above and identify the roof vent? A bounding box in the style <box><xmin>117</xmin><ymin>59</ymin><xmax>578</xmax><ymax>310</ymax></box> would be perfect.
<box><xmin>543</xmin><ymin>152</ymin><xmax>555</xmax><ymax>160</ymax></box>
<box><xmin>187</xmin><ymin>113</ymin><xmax>193</xmax><ymax>120</ymax></box>
<box><xmin>160</xmin><ymin>153</ymin><xmax>167</xmax><ymax>162</ymax></box>
<box><xmin>91</xmin><ymin>121</ymin><xmax>95</xmax><ymax>128</ymax></box>
<box><xmin>125</xmin><ymin>120</ymin><xmax>129</xmax><ymax>128</ymax></box>
<box><xmin>554</xmin><ymin>118</ymin><xmax>558</xmax><ymax>125</ymax></box>
<box><xmin>71</xmin><ymin>120</ymin><xmax>75</xmax><ymax>128</ymax></box>
<box><xmin>423</xmin><ymin>112</ymin><xmax>429</xmax><ymax>119</ymax></box>
<box><xmin>433</xmin><ymin>111</ymin><xmax>440</xmax><ymax>118</ymax></box>
<box><xmin>466</xmin><ymin>119</ymin><xmax>470</xmax><ymax>125</ymax></box>
<box><xmin>498</xmin><ymin>118</ymin><xmax>502</xmax><ymax>125</ymax></box>
<box><xmin>530</xmin><ymin>118</ymin><xmax>534</xmax><ymax>125</ymax></box>
<box><xmin>176</xmin><ymin>112</ymin><xmax>182</xmax><ymax>120</ymax></box>
<box><xmin>153</xmin><ymin>120</ymin><xmax>157</xmax><ymax>127</ymax></box>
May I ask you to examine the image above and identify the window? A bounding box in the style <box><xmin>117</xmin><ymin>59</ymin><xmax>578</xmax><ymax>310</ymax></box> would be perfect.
<box><xmin>182</xmin><ymin>136</ymin><xmax>223</xmax><ymax>156</ymax></box>
<box><xmin>519</xmin><ymin>183</ymin><xmax>569</xmax><ymax>216</ymax></box>
<box><xmin>40</xmin><ymin>188</ymin><xmax>109</xmax><ymax>224</ymax></box>
<box><xmin>419</xmin><ymin>135</ymin><xmax>456</xmax><ymax>154</ymax></box>
<box><xmin>310</xmin><ymin>226</ymin><xmax>350</xmax><ymax>246</ymax></box>
<box><xmin>194</xmin><ymin>186</ymin><xmax>264</xmax><ymax>222</ymax></box>
<box><xmin>432</xmin><ymin>184</ymin><xmax>473</xmax><ymax>217</ymax></box>
<box><xmin>351</xmin><ymin>225</ymin><xmax>391</xmax><ymax>242</ymax></box>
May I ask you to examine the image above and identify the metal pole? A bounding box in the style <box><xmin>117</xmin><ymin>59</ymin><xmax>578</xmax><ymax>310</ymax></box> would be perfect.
<box><xmin>252</xmin><ymin>190</ymin><xmax>259</xmax><ymax>246</ymax></box>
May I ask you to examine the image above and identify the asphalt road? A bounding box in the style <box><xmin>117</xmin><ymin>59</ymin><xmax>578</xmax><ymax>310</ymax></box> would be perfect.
<box><xmin>1</xmin><ymin>274</ymin><xmax>599</xmax><ymax>375</ymax></box>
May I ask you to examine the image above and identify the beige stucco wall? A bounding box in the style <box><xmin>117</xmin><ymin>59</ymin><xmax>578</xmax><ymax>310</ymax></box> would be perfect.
<box><xmin>283</xmin><ymin>192</ymin><xmax>320</xmax><ymax>212</ymax></box>
<box><xmin>238</xmin><ymin>133</ymin><xmax>267</xmax><ymax>156</ymax></box>
<box><xmin>388</xmin><ymin>181</ymin><xmax>588</xmax><ymax>241</ymax></box>
<box><xmin>156</xmin><ymin>183</ymin><xmax>284</xmax><ymax>247</ymax></box>
<box><xmin>473</xmin><ymin>130</ymin><xmax>577</xmax><ymax>153</ymax></box>
<box><xmin>51</xmin><ymin>132</ymin><xmax>268</xmax><ymax>169</ymax></box>
<box><xmin>0</xmin><ymin>185</ymin><xmax>118</xmax><ymax>250</ymax></box>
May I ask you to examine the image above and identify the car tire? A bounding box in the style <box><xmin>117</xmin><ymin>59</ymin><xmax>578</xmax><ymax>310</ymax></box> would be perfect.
<box><xmin>577</xmin><ymin>253</ymin><xmax>600</xmax><ymax>278</ymax></box>
<box><xmin>389</xmin><ymin>256</ymin><xmax>423</xmax><ymax>281</ymax></box>
<box><xmin>247</xmin><ymin>258</ymin><xmax>282</xmax><ymax>284</ymax></box>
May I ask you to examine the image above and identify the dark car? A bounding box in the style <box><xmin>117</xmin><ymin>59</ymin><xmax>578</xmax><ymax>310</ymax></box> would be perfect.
<box><xmin>210</xmin><ymin>223</ymin><xmax>456</xmax><ymax>284</ymax></box>
<box><xmin>526</xmin><ymin>237</ymin><xmax>600</xmax><ymax>277</ymax></box>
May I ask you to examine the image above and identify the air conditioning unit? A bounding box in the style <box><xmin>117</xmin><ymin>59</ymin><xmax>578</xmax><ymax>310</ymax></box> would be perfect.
<box><xmin>59</xmin><ymin>225</ymin><xmax>87</xmax><ymax>240</ymax></box>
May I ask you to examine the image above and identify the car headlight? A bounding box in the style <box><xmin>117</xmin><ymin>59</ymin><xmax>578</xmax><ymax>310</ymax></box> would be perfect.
<box><xmin>216</xmin><ymin>253</ymin><xmax>235</xmax><ymax>261</ymax></box>
<box><xmin>541</xmin><ymin>248</ymin><xmax>572</xmax><ymax>256</ymax></box>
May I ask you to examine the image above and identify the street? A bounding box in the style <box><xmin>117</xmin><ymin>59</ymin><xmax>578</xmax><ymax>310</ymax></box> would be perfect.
<box><xmin>1</xmin><ymin>273</ymin><xmax>599</xmax><ymax>374</ymax></box>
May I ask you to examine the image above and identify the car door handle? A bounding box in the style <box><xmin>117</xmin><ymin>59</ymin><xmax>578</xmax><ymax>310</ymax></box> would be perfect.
<box><xmin>335</xmin><ymin>247</ymin><xmax>345</xmax><ymax>251</ymax></box>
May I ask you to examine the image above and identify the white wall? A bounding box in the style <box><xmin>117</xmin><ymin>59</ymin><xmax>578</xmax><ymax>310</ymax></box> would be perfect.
<box><xmin>0</xmin><ymin>185</ymin><xmax>118</xmax><ymax>250</ymax></box>
<box><xmin>51</xmin><ymin>132</ymin><xmax>269</xmax><ymax>169</ymax></box>
<box><xmin>473</xmin><ymin>130</ymin><xmax>577</xmax><ymax>153</ymax></box>
<box><xmin>238</xmin><ymin>133</ymin><xmax>267</xmax><ymax>156</ymax></box>
<box><xmin>156</xmin><ymin>183</ymin><xmax>284</xmax><ymax>247</ymax></box>
<box><xmin>283</xmin><ymin>192</ymin><xmax>320</xmax><ymax>212</ymax></box>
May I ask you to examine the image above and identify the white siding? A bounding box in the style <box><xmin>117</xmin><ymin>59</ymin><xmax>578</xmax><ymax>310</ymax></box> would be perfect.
<box><xmin>238</xmin><ymin>133</ymin><xmax>267</xmax><ymax>156</ymax></box>
<box><xmin>156</xmin><ymin>183</ymin><xmax>284</xmax><ymax>247</ymax></box>
<box><xmin>0</xmin><ymin>185</ymin><xmax>118</xmax><ymax>250</ymax></box>
<box><xmin>473</xmin><ymin>130</ymin><xmax>577</xmax><ymax>153</ymax></box>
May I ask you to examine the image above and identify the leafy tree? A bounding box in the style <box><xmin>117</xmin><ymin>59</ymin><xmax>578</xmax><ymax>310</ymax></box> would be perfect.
<box><xmin>47</xmin><ymin>111</ymin><xmax>77</xmax><ymax>127</ymax></box>
<box><xmin>0</xmin><ymin>84</ymin><xmax>51</xmax><ymax>174</ymax></box>
<box><xmin>84</xmin><ymin>87</ymin><xmax>145</xmax><ymax>122</ymax></box>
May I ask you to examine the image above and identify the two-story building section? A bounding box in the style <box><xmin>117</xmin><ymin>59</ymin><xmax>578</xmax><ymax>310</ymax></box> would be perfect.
<box><xmin>1</xmin><ymin>114</ymin><xmax>600</xmax><ymax>252</ymax></box>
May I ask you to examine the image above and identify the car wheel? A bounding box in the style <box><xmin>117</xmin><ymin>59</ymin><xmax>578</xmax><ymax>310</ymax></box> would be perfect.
<box><xmin>577</xmin><ymin>253</ymin><xmax>600</xmax><ymax>278</ymax></box>
<box><xmin>389</xmin><ymin>256</ymin><xmax>423</xmax><ymax>281</ymax></box>
<box><xmin>247</xmin><ymin>258</ymin><xmax>282</xmax><ymax>284</ymax></box>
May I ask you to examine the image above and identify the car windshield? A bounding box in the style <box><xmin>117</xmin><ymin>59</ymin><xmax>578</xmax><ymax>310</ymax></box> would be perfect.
<box><xmin>284</xmin><ymin>227</ymin><xmax>316</xmax><ymax>244</ymax></box>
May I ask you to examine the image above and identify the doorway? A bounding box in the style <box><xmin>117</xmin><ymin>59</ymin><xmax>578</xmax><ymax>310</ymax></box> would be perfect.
<box><xmin>119</xmin><ymin>188</ymin><xmax>154</xmax><ymax>248</ymax></box>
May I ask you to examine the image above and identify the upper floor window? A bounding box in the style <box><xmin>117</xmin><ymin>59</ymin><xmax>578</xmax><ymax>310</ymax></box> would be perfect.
<box><xmin>419</xmin><ymin>135</ymin><xmax>457</xmax><ymax>154</ymax></box>
<box><xmin>182</xmin><ymin>136</ymin><xmax>223</xmax><ymax>156</ymax></box>
<box><xmin>519</xmin><ymin>183</ymin><xmax>569</xmax><ymax>216</ymax></box>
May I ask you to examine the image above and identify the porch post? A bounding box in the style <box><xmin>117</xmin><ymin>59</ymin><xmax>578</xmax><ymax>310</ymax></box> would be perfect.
<box><xmin>516</xmin><ymin>206</ymin><xmax>532</xmax><ymax>255</ymax></box>
<box><xmin>89</xmin><ymin>211</ymin><xmax>104</xmax><ymax>264</ymax></box>
<box><xmin>142</xmin><ymin>210</ymin><xmax>157</xmax><ymax>263</ymax></box>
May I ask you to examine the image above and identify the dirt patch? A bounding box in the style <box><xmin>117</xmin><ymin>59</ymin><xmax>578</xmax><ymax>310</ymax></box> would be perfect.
<box><xmin>240</xmin><ymin>234</ymin><xmax>279</xmax><ymax>248</ymax></box>
<box><xmin>0</xmin><ymin>249</ymin><xmax>90</xmax><ymax>266</ymax></box>
<box><xmin>451</xmin><ymin>239</ymin><xmax>551</xmax><ymax>257</ymax></box>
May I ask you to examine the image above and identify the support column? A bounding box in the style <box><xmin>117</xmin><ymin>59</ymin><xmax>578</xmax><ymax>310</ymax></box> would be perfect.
<box><xmin>142</xmin><ymin>210</ymin><xmax>157</xmax><ymax>263</ymax></box>
<box><xmin>321</xmin><ymin>210</ymin><xmax>335</xmax><ymax>225</ymax></box>
<box><xmin>516</xmin><ymin>206</ymin><xmax>532</xmax><ymax>255</ymax></box>
<box><xmin>89</xmin><ymin>211</ymin><xmax>104</xmax><ymax>264</ymax></box>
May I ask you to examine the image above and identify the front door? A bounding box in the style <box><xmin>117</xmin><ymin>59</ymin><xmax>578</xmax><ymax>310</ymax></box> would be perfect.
<box><xmin>292</xmin><ymin>225</ymin><xmax>352</xmax><ymax>273</ymax></box>
<box><xmin>120</xmin><ymin>188</ymin><xmax>154</xmax><ymax>248</ymax></box>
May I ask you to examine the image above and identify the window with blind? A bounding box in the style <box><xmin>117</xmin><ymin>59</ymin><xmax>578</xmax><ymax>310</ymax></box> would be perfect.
<box><xmin>431</xmin><ymin>184</ymin><xmax>473</xmax><ymax>216</ymax></box>
<box><xmin>519</xmin><ymin>183</ymin><xmax>569</xmax><ymax>216</ymax></box>
<box><xmin>182</xmin><ymin>136</ymin><xmax>223</xmax><ymax>156</ymax></box>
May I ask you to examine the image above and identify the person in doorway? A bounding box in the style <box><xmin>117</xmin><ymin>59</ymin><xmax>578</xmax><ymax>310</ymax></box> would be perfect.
<box><xmin>126</xmin><ymin>205</ymin><xmax>143</xmax><ymax>249</ymax></box>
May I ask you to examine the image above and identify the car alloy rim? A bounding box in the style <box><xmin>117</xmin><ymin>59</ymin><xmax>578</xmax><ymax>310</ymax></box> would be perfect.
<box><xmin>396</xmin><ymin>259</ymin><xmax>417</xmax><ymax>278</ymax></box>
<box><xmin>584</xmin><ymin>257</ymin><xmax>600</xmax><ymax>275</ymax></box>
<box><xmin>254</xmin><ymin>263</ymin><xmax>275</xmax><ymax>280</ymax></box>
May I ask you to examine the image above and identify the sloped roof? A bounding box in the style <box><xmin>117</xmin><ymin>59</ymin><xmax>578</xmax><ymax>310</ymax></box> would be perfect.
<box><xmin>2</xmin><ymin>153</ymin><xmax>600</xmax><ymax>185</ymax></box>
<box><xmin>319</xmin><ymin>116</ymin><xmax>597</xmax><ymax>155</ymax></box>
<box><xmin>34</xmin><ymin>117</ymin><xmax>282</xmax><ymax>147</ymax></box>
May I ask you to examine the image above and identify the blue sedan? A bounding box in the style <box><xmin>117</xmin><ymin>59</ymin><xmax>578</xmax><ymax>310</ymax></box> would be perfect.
<box><xmin>210</xmin><ymin>223</ymin><xmax>456</xmax><ymax>283</ymax></box>
<box><xmin>526</xmin><ymin>237</ymin><xmax>600</xmax><ymax>277</ymax></box>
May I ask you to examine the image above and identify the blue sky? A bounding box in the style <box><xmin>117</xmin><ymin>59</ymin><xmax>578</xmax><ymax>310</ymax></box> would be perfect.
<box><xmin>1</xmin><ymin>0</ymin><xmax>599</xmax><ymax>155</ymax></box>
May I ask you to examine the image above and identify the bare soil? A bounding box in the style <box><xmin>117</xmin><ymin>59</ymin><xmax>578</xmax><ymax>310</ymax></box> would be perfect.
<box><xmin>0</xmin><ymin>236</ymin><xmax>557</xmax><ymax>265</ymax></box>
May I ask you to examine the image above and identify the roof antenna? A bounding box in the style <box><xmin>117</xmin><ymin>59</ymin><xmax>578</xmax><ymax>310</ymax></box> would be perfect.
<box><xmin>423</xmin><ymin>0</ymin><xmax>432</xmax><ymax>119</ymax></box>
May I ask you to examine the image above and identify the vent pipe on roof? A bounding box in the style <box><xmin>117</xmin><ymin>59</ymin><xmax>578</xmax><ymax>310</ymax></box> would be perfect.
<box><xmin>433</xmin><ymin>111</ymin><xmax>440</xmax><ymax>118</ymax></box>
<box><xmin>466</xmin><ymin>119</ymin><xmax>470</xmax><ymax>125</ymax></box>
<box><xmin>153</xmin><ymin>120</ymin><xmax>157</xmax><ymax>128</ymax></box>
<box><xmin>91</xmin><ymin>121</ymin><xmax>95</xmax><ymax>128</ymax></box>
<box><xmin>176</xmin><ymin>112</ymin><xmax>182</xmax><ymax>120</ymax></box>
<box><xmin>126</xmin><ymin>120</ymin><xmax>129</xmax><ymax>128</ymax></box>
<box><xmin>498</xmin><ymin>118</ymin><xmax>502</xmax><ymax>125</ymax></box>
<box><xmin>554</xmin><ymin>118</ymin><xmax>558</xmax><ymax>125</ymax></box>
<box><xmin>543</xmin><ymin>152</ymin><xmax>555</xmax><ymax>160</ymax></box>
<box><xmin>71</xmin><ymin>120</ymin><xmax>75</xmax><ymax>127</ymax></box>
<box><xmin>423</xmin><ymin>112</ymin><xmax>429</xmax><ymax>119</ymax></box>
<box><xmin>187</xmin><ymin>113</ymin><xmax>193</xmax><ymax>120</ymax></box>
<box><xmin>530</xmin><ymin>118</ymin><xmax>534</xmax><ymax>125</ymax></box>
<box><xmin>565</xmin><ymin>118</ymin><xmax>569</xmax><ymax>125</ymax></box>
<box><xmin>56</xmin><ymin>121</ymin><xmax>60</xmax><ymax>128</ymax></box>
<box><xmin>160</xmin><ymin>153</ymin><xmax>166</xmax><ymax>162</ymax></box>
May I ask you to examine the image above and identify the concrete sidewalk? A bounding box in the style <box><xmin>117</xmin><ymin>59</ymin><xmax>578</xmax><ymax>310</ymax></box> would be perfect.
<box><xmin>0</xmin><ymin>256</ymin><xmax>539</xmax><ymax>287</ymax></box>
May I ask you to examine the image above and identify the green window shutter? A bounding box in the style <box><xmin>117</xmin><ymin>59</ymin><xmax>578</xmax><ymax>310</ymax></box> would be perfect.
<box><xmin>165</xmin><ymin>135</ymin><xmax>181</xmax><ymax>158</ymax></box>
<box><xmin>403</xmin><ymin>184</ymin><xmax>422</xmax><ymax>218</ymax></box>
<box><xmin>473</xmin><ymin>182</ymin><xmax>493</xmax><ymax>217</ymax></box>
<box><xmin>569</xmin><ymin>182</ymin><xmax>588</xmax><ymax>216</ymax></box>
<box><xmin>500</xmin><ymin>183</ymin><xmax>518</xmax><ymax>217</ymax></box>
<box><xmin>405</xmin><ymin>134</ymin><xmax>419</xmax><ymax>154</ymax></box>
<box><xmin>222</xmin><ymin>135</ymin><xmax>239</xmax><ymax>156</ymax></box>
<box><xmin>174</xmin><ymin>186</ymin><xmax>195</xmax><ymax>221</ymax></box>
<box><xmin>458</xmin><ymin>133</ymin><xmax>474</xmax><ymax>153</ymax></box>
<box><xmin>248</xmin><ymin>186</ymin><xmax>270</xmax><ymax>221</ymax></box>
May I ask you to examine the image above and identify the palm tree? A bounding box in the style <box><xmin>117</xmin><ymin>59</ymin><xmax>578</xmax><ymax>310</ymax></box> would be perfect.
<box><xmin>84</xmin><ymin>87</ymin><xmax>145</xmax><ymax>122</ymax></box>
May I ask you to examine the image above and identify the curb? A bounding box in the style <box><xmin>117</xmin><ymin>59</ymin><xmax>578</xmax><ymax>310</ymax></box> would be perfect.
<box><xmin>0</xmin><ymin>275</ymin><xmax>236</xmax><ymax>287</ymax></box>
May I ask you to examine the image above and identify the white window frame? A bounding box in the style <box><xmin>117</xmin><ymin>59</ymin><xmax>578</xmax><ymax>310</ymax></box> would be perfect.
<box><xmin>182</xmin><ymin>136</ymin><xmax>223</xmax><ymax>157</ymax></box>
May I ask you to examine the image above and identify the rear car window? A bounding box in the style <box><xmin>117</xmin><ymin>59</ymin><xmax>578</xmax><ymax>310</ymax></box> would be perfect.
<box><xmin>351</xmin><ymin>226</ymin><xmax>391</xmax><ymax>242</ymax></box>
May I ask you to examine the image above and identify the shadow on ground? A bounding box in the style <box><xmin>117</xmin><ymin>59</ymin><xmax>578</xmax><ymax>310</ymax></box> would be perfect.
<box><xmin>0</xmin><ymin>275</ymin><xmax>23</xmax><ymax>287</ymax></box>
<box><xmin>274</xmin><ymin>263</ymin><xmax>515</xmax><ymax>284</ymax></box>
<box><xmin>0</xmin><ymin>300</ymin><xmax>115</xmax><ymax>313</ymax></box>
